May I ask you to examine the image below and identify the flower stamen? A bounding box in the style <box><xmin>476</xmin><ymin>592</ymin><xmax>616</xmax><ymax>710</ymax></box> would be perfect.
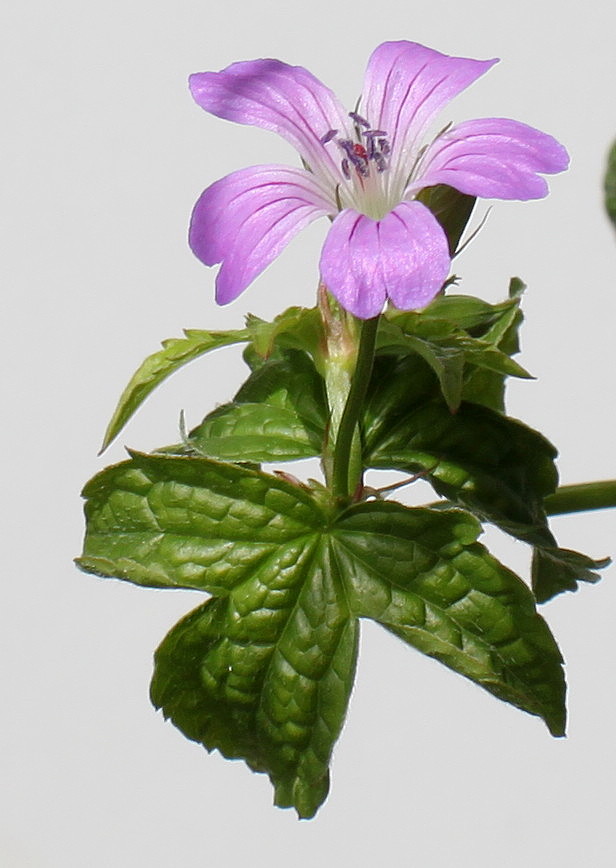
<box><xmin>320</xmin><ymin>111</ymin><xmax>391</xmax><ymax>187</ymax></box>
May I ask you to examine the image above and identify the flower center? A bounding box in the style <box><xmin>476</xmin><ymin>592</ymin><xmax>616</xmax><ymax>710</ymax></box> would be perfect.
<box><xmin>320</xmin><ymin>111</ymin><xmax>394</xmax><ymax>219</ymax></box>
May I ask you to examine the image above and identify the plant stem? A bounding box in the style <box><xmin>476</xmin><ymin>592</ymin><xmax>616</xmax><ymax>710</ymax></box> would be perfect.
<box><xmin>544</xmin><ymin>480</ymin><xmax>616</xmax><ymax>516</ymax></box>
<box><xmin>331</xmin><ymin>316</ymin><xmax>379</xmax><ymax>500</ymax></box>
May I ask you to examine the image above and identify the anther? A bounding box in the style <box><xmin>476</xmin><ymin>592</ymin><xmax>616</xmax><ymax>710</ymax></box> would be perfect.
<box><xmin>320</xmin><ymin>129</ymin><xmax>338</xmax><ymax>145</ymax></box>
<box><xmin>341</xmin><ymin>158</ymin><xmax>351</xmax><ymax>180</ymax></box>
<box><xmin>374</xmin><ymin>154</ymin><xmax>388</xmax><ymax>173</ymax></box>
<box><xmin>348</xmin><ymin>111</ymin><xmax>370</xmax><ymax>127</ymax></box>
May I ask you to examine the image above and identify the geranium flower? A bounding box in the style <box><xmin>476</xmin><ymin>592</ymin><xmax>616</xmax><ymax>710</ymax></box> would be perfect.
<box><xmin>188</xmin><ymin>41</ymin><xmax>568</xmax><ymax>319</ymax></box>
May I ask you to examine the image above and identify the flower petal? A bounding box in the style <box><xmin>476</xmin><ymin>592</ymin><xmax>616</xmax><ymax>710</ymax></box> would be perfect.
<box><xmin>189</xmin><ymin>165</ymin><xmax>333</xmax><ymax>304</ymax></box>
<box><xmin>361</xmin><ymin>42</ymin><xmax>497</xmax><ymax>176</ymax></box>
<box><xmin>189</xmin><ymin>60</ymin><xmax>352</xmax><ymax>188</ymax></box>
<box><xmin>412</xmin><ymin>118</ymin><xmax>570</xmax><ymax>200</ymax></box>
<box><xmin>319</xmin><ymin>202</ymin><xmax>450</xmax><ymax>319</ymax></box>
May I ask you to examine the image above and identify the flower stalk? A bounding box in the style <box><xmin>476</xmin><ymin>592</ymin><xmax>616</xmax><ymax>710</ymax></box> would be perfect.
<box><xmin>331</xmin><ymin>314</ymin><xmax>379</xmax><ymax>500</ymax></box>
<box><xmin>544</xmin><ymin>480</ymin><xmax>616</xmax><ymax>516</ymax></box>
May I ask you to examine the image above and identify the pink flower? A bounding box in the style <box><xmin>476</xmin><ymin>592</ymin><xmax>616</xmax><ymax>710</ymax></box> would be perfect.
<box><xmin>188</xmin><ymin>41</ymin><xmax>568</xmax><ymax>319</ymax></box>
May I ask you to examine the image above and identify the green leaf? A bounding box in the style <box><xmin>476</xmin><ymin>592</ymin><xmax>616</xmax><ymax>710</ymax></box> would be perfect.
<box><xmin>150</xmin><ymin>541</ymin><xmax>358</xmax><ymax>820</ymax></box>
<box><xmin>453</xmin><ymin>336</ymin><xmax>532</xmax><ymax>380</ymax></box>
<box><xmin>416</xmin><ymin>184</ymin><xmax>476</xmax><ymax>255</ymax></box>
<box><xmin>332</xmin><ymin>501</ymin><xmax>566</xmax><ymax>737</ymax></box>
<box><xmin>462</xmin><ymin>279</ymin><xmax>526</xmax><ymax>411</ymax></box>
<box><xmin>189</xmin><ymin>350</ymin><xmax>327</xmax><ymax>463</ymax></box>
<box><xmin>77</xmin><ymin>452</ymin><xmax>567</xmax><ymax>815</ymax></box>
<box><xmin>403</xmin><ymin>336</ymin><xmax>465</xmax><ymax>412</ymax></box>
<box><xmin>379</xmin><ymin>285</ymin><xmax>529</xmax><ymax>412</ymax></box>
<box><xmin>375</xmin><ymin>323</ymin><xmax>464</xmax><ymax>411</ymax></box>
<box><xmin>77</xmin><ymin>451</ymin><xmax>325</xmax><ymax>591</ymax></box>
<box><xmin>364</xmin><ymin>356</ymin><xmax>606</xmax><ymax>603</ymax></box>
<box><xmin>101</xmin><ymin>328</ymin><xmax>249</xmax><ymax>452</ymax></box>
<box><xmin>365</xmin><ymin>371</ymin><xmax>558</xmax><ymax>549</ymax></box>
<box><xmin>189</xmin><ymin>403</ymin><xmax>321</xmax><ymax>462</ymax></box>
<box><xmin>605</xmin><ymin>140</ymin><xmax>616</xmax><ymax>230</ymax></box>
<box><xmin>245</xmin><ymin>307</ymin><xmax>324</xmax><ymax>367</ymax></box>
<box><xmin>390</xmin><ymin>293</ymin><xmax>518</xmax><ymax>336</ymax></box>
<box><xmin>532</xmin><ymin>546</ymin><xmax>610</xmax><ymax>604</ymax></box>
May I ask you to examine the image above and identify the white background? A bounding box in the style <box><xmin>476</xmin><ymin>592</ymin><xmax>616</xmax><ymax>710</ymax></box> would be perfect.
<box><xmin>2</xmin><ymin>1</ymin><xmax>615</xmax><ymax>865</ymax></box>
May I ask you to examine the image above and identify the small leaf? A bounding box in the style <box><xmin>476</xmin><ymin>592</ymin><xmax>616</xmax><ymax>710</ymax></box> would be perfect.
<box><xmin>331</xmin><ymin>501</ymin><xmax>566</xmax><ymax>736</ymax></box>
<box><xmin>101</xmin><ymin>329</ymin><xmax>249</xmax><ymax>451</ymax></box>
<box><xmin>416</xmin><ymin>184</ymin><xmax>476</xmax><ymax>255</ymax></box>
<box><xmin>190</xmin><ymin>403</ymin><xmax>321</xmax><ymax>462</ymax></box>
<box><xmin>455</xmin><ymin>336</ymin><xmax>532</xmax><ymax>380</ymax></box>
<box><xmin>532</xmin><ymin>546</ymin><xmax>610</xmax><ymax>604</ymax></box>
<box><xmin>375</xmin><ymin>327</ymin><xmax>464</xmax><ymax>411</ymax></box>
<box><xmin>190</xmin><ymin>350</ymin><xmax>327</xmax><ymax>463</ymax></box>
<box><xmin>604</xmin><ymin>140</ymin><xmax>616</xmax><ymax>230</ymax></box>
<box><xmin>462</xmin><ymin>282</ymin><xmax>525</xmax><ymax>410</ymax></box>
<box><xmin>246</xmin><ymin>307</ymin><xmax>324</xmax><ymax>366</ymax></box>
<box><xmin>405</xmin><ymin>336</ymin><xmax>465</xmax><ymax>412</ymax></box>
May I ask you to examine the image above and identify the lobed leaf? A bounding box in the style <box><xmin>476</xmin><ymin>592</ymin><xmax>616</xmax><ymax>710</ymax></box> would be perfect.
<box><xmin>77</xmin><ymin>452</ymin><xmax>568</xmax><ymax>815</ymax></box>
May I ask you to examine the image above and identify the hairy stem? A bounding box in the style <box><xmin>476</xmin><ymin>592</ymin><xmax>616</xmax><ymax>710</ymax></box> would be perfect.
<box><xmin>544</xmin><ymin>480</ymin><xmax>616</xmax><ymax>515</ymax></box>
<box><xmin>332</xmin><ymin>316</ymin><xmax>379</xmax><ymax>500</ymax></box>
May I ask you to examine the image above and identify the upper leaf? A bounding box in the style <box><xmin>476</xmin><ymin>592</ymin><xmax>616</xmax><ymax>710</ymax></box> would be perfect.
<box><xmin>101</xmin><ymin>328</ymin><xmax>249</xmax><ymax>452</ymax></box>
<box><xmin>245</xmin><ymin>306</ymin><xmax>325</xmax><ymax>368</ymax></box>
<box><xmin>189</xmin><ymin>350</ymin><xmax>327</xmax><ymax>463</ymax></box>
<box><xmin>415</xmin><ymin>184</ymin><xmax>476</xmax><ymax>255</ymax></box>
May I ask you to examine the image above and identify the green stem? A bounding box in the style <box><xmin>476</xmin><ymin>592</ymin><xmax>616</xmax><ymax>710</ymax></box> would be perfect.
<box><xmin>544</xmin><ymin>480</ymin><xmax>616</xmax><ymax>515</ymax></box>
<box><xmin>332</xmin><ymin>316</ymin><xmax>379</xmax><ymax>500</ymax></box>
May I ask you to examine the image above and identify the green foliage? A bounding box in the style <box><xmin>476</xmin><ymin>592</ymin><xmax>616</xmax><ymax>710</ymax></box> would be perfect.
<box><xmin>363</xmin><ymin>354</ymin><xmax>606</xmax><ymax>601</ymax></box>
<box><xmin>101</xmin><ymin>329</ymin><xmax>250</xmax><ymax>451</ymax></box>
<box><xmin>78</xmin><ymin>452</ymin><xmax>566</xmax><ymax>816</ymax></box>
<box><xmin>80</xmin><ymin>276</ymin><xmax>611</xmax><ymax>818</ymax></box>
<box><xmin>189</xmin><ymin>350</ymin><xmax>327</xmax><ymax>463</ymax></box>
<box><xmin>245</xmin><ymin>306</ymin><xmax>325</xmax><ymax>366</ymax></box>
<box><xmin>381</xmin><ymin>281</ymin><xmax>530</xmax><ymax>412</ymax></box>
<box><xmin>416</xmin><ymin>184</ymin><xmax>476</xmax><ymax>255</ymax></box>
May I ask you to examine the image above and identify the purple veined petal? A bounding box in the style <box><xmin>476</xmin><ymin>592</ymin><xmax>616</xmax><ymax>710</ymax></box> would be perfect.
<box><xmin>319</xmin><ymin>202</ymin><xmax>450</xmax><ymax>319</ymax></box>
<box><xmin>361</xmin><ymin>42</ymin><xmax>498</xmax><ymax>173</ymax></box>
<box><xmin>189</xmin><ymin>59</ymin><xmax>353</xmax><ymax>189</ymax></box>
<box><xmin>411</xmin><ymin>118</ymin><xmax>570</xmax><ymax>200</ymax></box>
<box><xmin>189</xmin><ymin>164</ymin><xmax>334</xmax><ymax>304</ymax></box>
